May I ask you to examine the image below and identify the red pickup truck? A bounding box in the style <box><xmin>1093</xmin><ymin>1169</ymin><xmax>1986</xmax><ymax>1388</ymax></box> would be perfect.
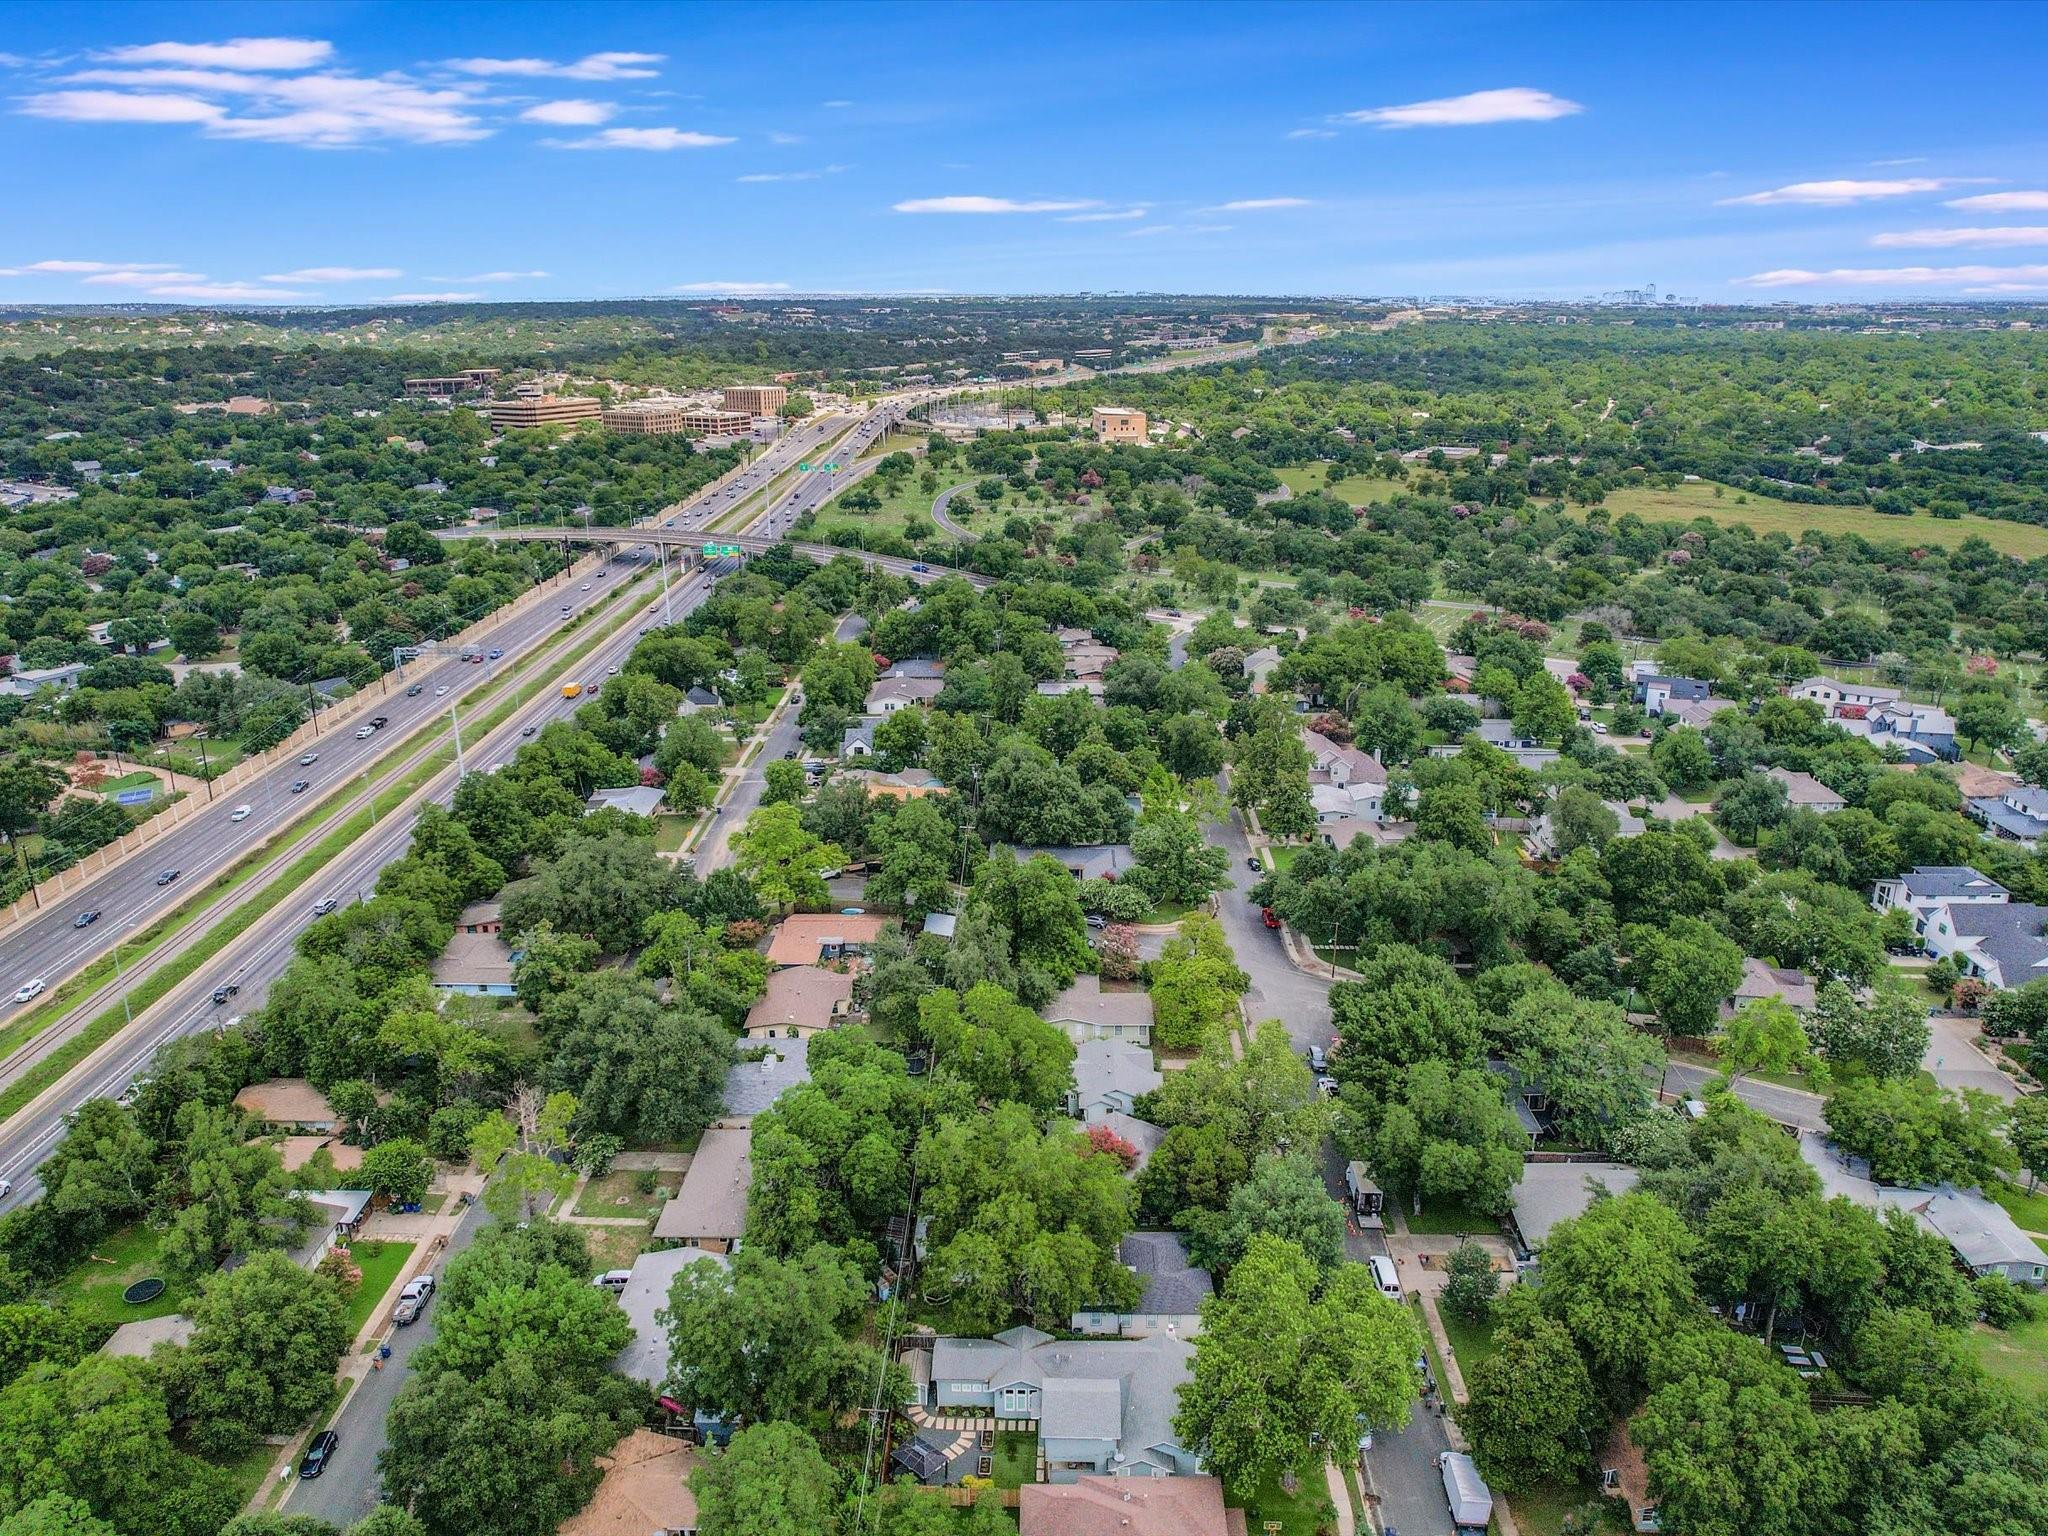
<box><xmin>1261</xmin><ymin>907</ymin><xmax>1281</xmax><ymax>930</ymax></box>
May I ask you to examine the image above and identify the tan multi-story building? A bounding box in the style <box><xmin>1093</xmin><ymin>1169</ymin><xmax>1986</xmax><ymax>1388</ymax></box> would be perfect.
<box><xmin>404</xmin><ymin>369</ymin><xmax>501</xmax><ymax>398</ymax></box>
<box><xmin>601</xmin><ymin>404</ymin><xmax>689</xmax><ymax>435</ymax></box>
<box><xmin>486</xmin><ymin>395</ymin><xmax>601</xmax><ymax>430</ymax></box>
<box><xmin>722</xmin><ymin>384</ymin><xmax>788</xmax><ymax>417</ymax></box>
<box><xmin>679</xmin><ymin>408</ymin><xmax>756</xmax><ymax>435</ymax></box>
<box><xmin>1091</xmin><ymin>405</ymin><xmax>1147</xmax><ymax>444</ymax></box>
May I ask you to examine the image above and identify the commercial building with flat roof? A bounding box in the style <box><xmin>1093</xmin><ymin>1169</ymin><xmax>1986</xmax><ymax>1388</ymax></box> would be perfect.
<box><xmin>1091</xmin><ymin>405</ymin><xmax>1147</xmax><ymax>444</ymax></box>
<box><xmin>486</xmin><ymin>394</ymin><xmax>601</xmax><ymax>430</ymax></box>
<box><xmin>404</xmin><ymin>369</ymin><xmax>500</xmax><ymax>398</ymax></box>
<box><xmin>678</xmin><ymin>407</ymin><xmax>755</xmax><ymax>435</ymax></box>
<box><xmin>601</xmin><ymin>403</ymin><xmax>688</xmax><ymax>435</ymax></box>
<box><xmin>722</xmin><ymin>384</ymin><xmax>788</xmax><ymax>416</ymax></box>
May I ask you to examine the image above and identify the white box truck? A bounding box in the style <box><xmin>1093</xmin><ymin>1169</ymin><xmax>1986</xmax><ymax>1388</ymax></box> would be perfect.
<box><xmin>1439</xmin><ymin>1450</ymin><xmax>1494</xmax><ymax>1534</ymax></box>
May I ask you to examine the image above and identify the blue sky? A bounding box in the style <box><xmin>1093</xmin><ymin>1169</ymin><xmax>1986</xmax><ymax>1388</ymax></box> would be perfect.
<box><xmin>4</xmin><ymin>0</ymin><xmax>2048</xmax><ymax>305</ymax></box>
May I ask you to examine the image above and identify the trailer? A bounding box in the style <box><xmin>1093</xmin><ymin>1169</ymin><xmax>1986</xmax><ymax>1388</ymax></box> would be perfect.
<box><xmin>1345</xmin><ymin>1160</ymin><xmax>1385</xmax><ymax>1225</ymax></box>
<box><xmin>1439</xmin><ymin>1450</ymin><xmax>1494</xmax><ymax>1534</ymax></box>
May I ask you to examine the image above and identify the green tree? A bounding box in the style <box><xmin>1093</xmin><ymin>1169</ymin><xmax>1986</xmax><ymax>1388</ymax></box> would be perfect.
<box><xmin>1187</xmin><ymin>1151</ymin><xmax>1348</xmax><ymax>1277</ymax></box>
<box><xmin>733</xmin><ymin>802</ymin><xmax>844</xmax><ymax>912</ymax></box>
<box><xmin>40</xmin><ymin>1097</ymin><xmax>154</xmax><ymax>1243</ymax></box>
<box><xmin>158</xmin><ymin>1105</ymin><xmax>305</xmax><ymax>1280</ymax></box>
<box><xmin>1439</xmin><ymin>1239</ymin><xmax>1502</xmax><ymax>1323</ymax></box>
<box><xmin>1328</xmin><ymin>947</ymin><xmax>1481</xmax><ymax>1098</ymax></box>
<box><xmin>165</xmin><ymin>1253</ymin><xmax>350</xmax><ymax>1455</ymax></box>
<box><xmin>863</xmin><ymin>795</ymin><xmax>957</xmax><ymax>921</ymax></box>
<box><xmin>1717</xmin><ymin>997</ymin><xmax>1816</xmax><ymax>1086</ymax></box>
<box><xmin>1624</xmin><ymin>915</ymin><xmax>1745</xmax><ymax>1037</ymax></box>
<box><xmin>1537</xmin><ymin>1193</ymin><xmax>1698</xmax><ymax>1387</ymax></box>
<box><xmin>692</xmin><ymin>1422</ymin><xmax>839</xmax><ymax>1536</ymax></box>
<box><xmin>1353</xmin><ymin>1058</ymin><xmax>1525</xmax><ymax>1218</ymax></box>
<box><xmin>1823</xmin><ymin>1078</ymin><xmax>2013</xmax><ymax>1187</ymax></box>
<box><xmin>0</xmin><ymin>755</ymin><xmax>65</xmax><ymax>888</ymax></box>
<box><xmin>1955</xmin><ymin>687</ymin><xmax>2027</xmax><ymax>754</ymax></box>
<box><xmin>360</xmin><ymin>1139</ymin><xmax>433</xmax><ymax>1205</ymax></box>
<box><xmin>761</xmin><ymin>758</ymin><xmax>807</xmax><ymax>806</ymax></box>
<box><xmin>1808</xmin><ymin>981</ymin><xmax>1930</xmax><ymax>1080</ymax></box>
<box><xmin>1149</xmin><ymin>913</ymin><xmax>1248</xmax><ymax>1051</ymax></box>
<box><xmin>914</xmin><ymin>982</ymin><xmax>1075</xmax><ymax>1114</ymax></box>
<box><xmin>1461</xmin><ymin>1292</ymin><xmax>1601</xmax><ymax>1491</ymax></box>
<box><xmin>1175</xmin><ymin>1235</ymin><xmax>1421</xmax><ymax>1499</ymax></box>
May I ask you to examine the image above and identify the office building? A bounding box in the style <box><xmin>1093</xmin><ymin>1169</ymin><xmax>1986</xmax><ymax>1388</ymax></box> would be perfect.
<box><xmin>679</xmin><ymin>408</ymin><xmax>756</xmax><ymax>435</ymax></box>
<box><xmin>722</xmin><ymin>384</ymin><xmax>788</xmax><ymax>417</ymax></box>
<box><xmin>486</xmin><ymin>395</ymin><xmax>601</xmax><ymax>430</ymax></box>
<box><xmin>601</xmin><ymin>404</ymin><xmax>688</xmax><ymax>435</ymax></box>
<box><xmin>404</xmin><ymin>369</ymin><xmax>501</xmax><ymax>398</ymax></box>
<box><xmin>1091</xmin><ymin>405</ymin><xmax>1147</xmax><ymax>444</ymax></box>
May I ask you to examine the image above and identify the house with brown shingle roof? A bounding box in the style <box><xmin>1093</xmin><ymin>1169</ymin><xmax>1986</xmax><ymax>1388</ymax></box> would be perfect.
<box><xmin>743</xmin><ymin>965</ymin><xmax>854</xmax><ymax>1038</ymax></box>
<box><xmin>558</xmin><ymin>1429</ymin><xmax>699</xmax><ymax>1536</ymax></box>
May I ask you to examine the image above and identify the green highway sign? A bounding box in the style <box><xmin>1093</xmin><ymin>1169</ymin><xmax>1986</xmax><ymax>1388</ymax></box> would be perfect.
<box><xmin>700</xmin><ymin>543</ymin><xmax>743</xmax><ymax>558</ymax></box>
<box><xmin>799</xmin><ymin>460</ymin><xmax>840</xmax><ymax>472</ymax></box>
<box><xmin>798</xmin><ymin>461</ymin><xmax>811</xmax><ymax>471</ymax></box>
<box><xmin>822</xmin><ymin>461</ymin><xmax>841</xmax><ymax>471</ymax></box>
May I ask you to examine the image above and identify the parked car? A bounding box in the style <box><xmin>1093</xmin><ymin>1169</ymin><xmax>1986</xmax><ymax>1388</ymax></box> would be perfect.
<box><xmin>73</xmin><ymin>909</ymin><xmax>100</xmax><ymax>928</ymax></box>
<box><xmin>1317</xmin><ymin>1075</ymin><xmax>1340</xmax><ymax>1098</ymax></box>
<box><xmin>1085</xmin><ymin>914</ymin><xmax>1108</xmax><ymax>930</ymax></box>
<box><xmin>393</xmin><ymin>1274</ymin><xmax>436</xmax><ymax>1324</ymax></box>
<box><xmin>1261</xmin><ymin>906</ymin><xmax>1282</xmax><ymax>930</ymax></box>
<box><xmin>591</xmin><ymin>1269</ymin><xmax>632</xmax><ymax>1293</ymax></box>
<box><xmin>311</xmin><ymin>898</ymin><xmax>339</xmax><ymax>917</ymax></box>
<box><xmin>155</xmin><ymin>868</ymin><xmax>181</xmax><ymax>886</ymax></box>
<box><xmin>299</xmin><ymin>1431</ymin><xmax>338</xmax><ymax>1479</ymax></box>
<box><xmin>1245</xmin><ymin>855</ymin><xmax>1261</xmax><ymax>872</ymax></box>
<box><xmin>227</xmin><ymin>804</ymin><xmax>253</xmax><ymax>823</ymax></box>
<box><xmin>298</xmin><ymin>752</ymin><xmax>319</xmax><ymax>767</ymax></box>
<box><xmin>1368</xmin><ymin>1254</ymin><xmax>1403</xmax><ymax>1302</ymax></box>
<box><xmin>1306</xmin><ymin>1043</ymin><xmax>1328</xmax><ymax>1074</ymax></box>
<box><xmin>12</xmin><ymin>979</ymin><xmax>46</xmax><ymax>1004</ymax></box>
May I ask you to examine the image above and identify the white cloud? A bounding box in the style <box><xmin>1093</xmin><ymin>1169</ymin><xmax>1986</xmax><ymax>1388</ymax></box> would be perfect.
<box><xmin>672</xmin><ymin>281</ymin><xmax>792</xmax><ymax>294</ymax></box>
<box><xmin>445</xmin><ymin>52</ymin><xmax>662</xmax><ymax>81</ymax></box>
<box><xmin>766</xmin><ymin>131</ymin><xmax>805</xmax><ymax>145</ymax></box>
<box><xmin>1214</xmin><ymin>197</ymin><xmax>1312</xmax><ymax>211</ymax></box>
<box><xmin>0</xmin><ymin>52</ymin><xmax>31</xmax><ymax>69</ymax></box>
<box><xmin>551</xmin><ymin>126</ymin><xmax>734</xmax><ymax>150</ymax></box>
<box><xmin>26</xmin><ymin>64</ymin><xmax>492</xmax><ymax>146</ymax></box>
<box><xmin>19</xmin><ymin>259</ymin><xmax>182</xmax><ymax>273</ymax></box>
<box><xmin>1734</xmin><ymin>263</ymin><xmax>2048</xmax><ymax>288</ymax></box>
<box><xmin>1871</xmin><ymin>156</ymin><xmax>1929</xmax><ymax>167</ymax></box>
<box><xmin>148</xmin><ymin>281</ymin><xmax>314</xmax><ymax>301</ymax></box>
<box><xmin>893</xmin><ymin>195</ymin><xmax>1097</xmax><ymax>214</ymax></box>
<box><xmin>1947</xmin><ymin>191</ymin><xmax>2048</xmax><ymax>212</ymax></box>
<box><xmin>736</xmin><ymin>163</ymin><xmax>846</xmax><ymax>183</ymax></box>
<box><xmin>518</xmin><ymin>99</ymin><xmax>615</xmax><ymax>126</ymax></box>
<box><xmin>1870</xmin><ymin>227</ymin><xmax>2048</xmax><ymax>249</ymax></box>
<box><xmin>1061</xmin><ymin>208</ymin><xmax>1148</xmax><ymax>223</ymax></box>
<box><xmin>1962</xmin><ymin>281</ymin><xmax>2048</xmax><ymax>293</ymax></box>
<box><xmin>102</xmin><ymin>37</ymin><xmax>334</xmax><ymax>71</ymax></box>
<box><xmin>1286</xmin><ymin>128</ymin><xmax>1337</xmax><ymax>140</ymax></box>
<box><xmin>22</xmin><ymin>90</ymin><xmax>227</xmax><ymax>125</ymax></box>
<box><xmin>1126</xmin><ymin>223</ymin><xmax>1232</xmax><ymax>239</ymax></box>
<box><xmin>437</xmin><ymin>270</ymin><xmax>551</xmax><ymax>282</ymax></box>
<box><xmin>1719</xmin><ymin>177</ymin><xmax>1952</xmax><ymax>207</ymax></box>
<box><xmin>820</xmin><ymin>99</ymin><xmax>852</xmax><ymax>109</ymax></box>
<box><xmin>82</xmin><ymin>269</ymin><xmax>205</xmax><ymax>286</ymax></box>
<box><xmin>262</xmin><ymin>266</ymin><xmax>403</xmax><ymax>281</ymax></box>
<box><xmin>382</xmin><ymin>291</ymin><xmax>484</xmax><ymax>302</ymax></box>
<box><xmin>1340</xmin><ymin>87</ymin><xmax>1582</xmax><ymax>129</ymax></box>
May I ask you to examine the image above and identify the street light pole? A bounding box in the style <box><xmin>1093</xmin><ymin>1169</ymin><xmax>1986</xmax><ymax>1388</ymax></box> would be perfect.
<box><xmin>449</xmin><ymin>700</ymin><xmax>466</xmax><ymax>778</ymax></box>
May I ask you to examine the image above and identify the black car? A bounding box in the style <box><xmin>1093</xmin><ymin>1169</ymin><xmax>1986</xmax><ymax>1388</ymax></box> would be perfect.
<box><xmin>1245</xmin><ymin>856</ymin><xmax>1261</xmax><ymax>872</ymax></box>
<box><xmin>73</xmin><ymin>909</ymin><xmax>100</xmax><ymax>928</ymax></box>
<box><xmin>291</xmin><ymin>779</ymin><xmax>311</xmax><ymax>794</ymax></box>
<box><xmin>212</xmin><ymin>984</ymin><xmax>239</xmax><ymax>1005</ymax></box>
<box><xmin>154</xmin><ymin>869</ymin><xmax>180</xmax><ymax>887</ymax></box>
<box><xmin>405</xmin><ymin>684</ymin><xmax>423</xmax><ymax>697</ymax></box>
<box><xmin>299</xmin><ymin>1430</ymin><xmax>338</xmax><ymax>1479</ymax></box>
<box><xmin>369</xmin><ymin>715</ymin><xmax>389</xmax><ymax>729</ymax></box>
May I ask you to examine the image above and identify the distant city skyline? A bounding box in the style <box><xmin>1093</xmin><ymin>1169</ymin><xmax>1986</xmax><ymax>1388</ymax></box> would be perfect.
<box><xmin>3</xmin><ymin>0</ymin><xmax>2048</xmax><ymax>304</ymax></box>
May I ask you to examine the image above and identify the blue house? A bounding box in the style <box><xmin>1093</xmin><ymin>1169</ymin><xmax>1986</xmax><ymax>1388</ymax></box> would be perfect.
<box><xmin>430</xmin><ymin>930</ymin><xmax>521</xmax><ymax>997</ymax></box>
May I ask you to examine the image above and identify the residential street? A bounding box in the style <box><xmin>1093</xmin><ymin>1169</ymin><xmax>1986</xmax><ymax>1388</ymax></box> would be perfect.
<box><xmin>1663</xmin><ymin>1060</ymin><xmax>1826</xmax><ymax>1130</ymax></box>
<box><xmin>1199</xmin><ymin>801</ymin><xmax>1337</xmax><ymax>1051</ymax></box>
<box><xmin>285</xmin><ymin>1193</ymin><xmax>497</xmax><ymax>1526</ymax></box>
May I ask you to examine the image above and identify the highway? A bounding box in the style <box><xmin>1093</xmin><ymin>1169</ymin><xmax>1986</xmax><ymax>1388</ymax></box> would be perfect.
<box><xmin>0</xmin><ymin>402</ymin><xmax>896</xmax><ymax>1209</ymax></box>
<box><xmin>0</xmin><ymin>413</ymin><xmax>847</xmax><ymax>1037</ymax></box>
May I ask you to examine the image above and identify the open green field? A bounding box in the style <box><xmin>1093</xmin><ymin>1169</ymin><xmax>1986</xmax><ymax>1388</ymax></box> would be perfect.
<box><xmin>1588</xmin><ymin>481</ymin><xmax>2048</xmax><ymax>560</ymax></box>
<box><xmin>343</xmin><ymin>1238</ymin><xmax>416</xmax><ymax>1340</ymax></box>
<box><xmin>1967</xmin><ymin>1313</ymin><xmax>2048</xmax><ymax>1392</ymax></box>
<box><xmin>51</xmin><ymin>1223</ymin><xmax>190</xmax><ymax>1329</ymax></box>
<box><xmin>1275</xmin><ymin>466</ymin><xmax>1404</xmax><ymax>505</ymax></box>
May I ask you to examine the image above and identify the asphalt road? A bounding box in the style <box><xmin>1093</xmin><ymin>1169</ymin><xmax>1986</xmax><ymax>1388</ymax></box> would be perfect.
<box><xmin>286</xmin><ymin>1190</ymin><xmax>495</xmax><ymax>1527</ymax></box>
<box><xmin>1662</xmin><ymin>1060</ymin><xmax>1825</xmax><ymax>1130</ymax></box>
<box><xmin>928</xmin><ymin>480</ymin><xmax>978</xmax><ymax>541</ymax></box>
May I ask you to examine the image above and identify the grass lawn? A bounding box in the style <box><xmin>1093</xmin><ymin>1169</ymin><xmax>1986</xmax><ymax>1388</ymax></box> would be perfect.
<box><xmin>343</xmin><ymin>1239</ymin><xmax>415</xmax><ymax>1340</ymax></box>
<box><xmin>992</xmin><ymin>1430</ymin><xmax>1037</xmax><ymax>1488</ymax></box>
<box><xmin>1507</xmin><ymin>1480</ymin><xmax>1611</xmax><ymax>1536</ymax></box>
<box><xmin>206</xmin><ymin>1436</ymin><xmax>284</xmax><ymax>1508</ymax></box>
<box><xmin>1439</xmin><ymin>1307</ymin><xmax>1501</xmax><ymax>1380</ymax></box>
<box><xmin>1402</xmin><ymin>1198</ymin><xmax>1502</xmax><ymax>1237</ymax></box>
<box><xmin>1988</xmin><ymin>1178</ymin><xmax>2048</xmax><ymax>1237</ymax></box>
<box><xmin>476</xmin><ymin>1004</ymin><xmax>541</xmax><ymax>1056</ymax></box>
<box><xmin>653</xmin><ymin>813</ymin><xmax>693</xmax><ymax>852</ymax></box>
<box><xmin>1588</xmin><ymin>481</ymin><xmax>2048</xmax><ymax>561</ymax></box>
<box><xmin>1238</xmin><ymin>1464</ymin><xmax>1336</xmax><ymax>1536</ymax></box>
<box><xmin>581</xmin><ymin>1223</ymin><xmax>655</xmax><ymax>1276</ymax></box>
<box><xmin>1143</xmin><ymin>898</ymin><xmax>1203</xmax><ymax>925</ymax></box>
<box><xmin>575</xmin><ymin>1169</ymin><xmax>675</xmax><ymax>1220</ymax></box>
<box><xmin>97</xmin><ymin>769</ymin><xmax>161</xmax><ymax>795</ymax></box>
<box><xmin>1267</xmin><ymin>843</ymin><xmax>1306</xmax><ymax>871</ymax></box>
<box><xmin>1275</xmin><ymin>466</ymin><xmax>1404</xmax><ymax>506</ymax></box>
<box><xmin>1966</xmin><ymin>1313</ymin><xmax>2048</xmax><ymax>1393</ymax></box>
<box><xmin>51</xmin><ymin>1224</ymin><xmax>191</xmax><ymax>1330</ymax></box>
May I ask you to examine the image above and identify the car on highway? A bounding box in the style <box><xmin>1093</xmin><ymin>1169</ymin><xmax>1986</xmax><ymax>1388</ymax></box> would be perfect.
<box><xmin>155</xmin><ymin>868</ymin><xmax>180</xmax><ymax>886</ymax></box>
<box><xmin>434</xmin><ymin>685</ymin><xmax>449</xmax><ymax>696</ymax></box>
<box><xmin>298</xmin><ymin>752</ymin><xmax>319</xmax><ymax>767</ymax></box>
<box><xmin>11</xmin><ymin>979</ymin><xmax>46</xmax><ymax>1004</ymax></box>
<box><xmin>228</xmin><ymin>804</ymin><xmax>253</xmax><ymax>823</ymax></box>
<box><xmin>73</xmin><ymin>909</ymin><xmax>100</xmax><ymax>928</ymax></box>
<box><xmin>311</xmin><ymin>898</ymin><xmax>339</xmax><ymax>917</ymax></box>
<box><xmin>521</xmin><ymin>725</ymin><xmax>537</xmax><ymax>736</ymax></box>
<box><xmin>607</xmin><ymin>664</ymin><xmax>620</xmax><ymax>675</ymax></box>
<box><xmin>370</xmin><ymin>716</ymin><xmax>389</xmax><ymax>729</ymax></box>
<box><xmin>580</xmin><ymin>582</ymin><xmax>591</xmax><ymax>591</ymax></box>
<box><xmin>291</xmin><ymin>779</ymin><xmax>311</xmax><ymax>794</ymax></box>
<box><xmin>299</xmin><ymin>1430</ymin><xmax>339</xmax><ymax>1480</ymax></box>
<box><xmin>560</xmin><ymin>604</ymin><xmax>572</xmax><ymax>615</ymax></box>
<box><xmin>0</xmin><ymin>1179</ymin><xmax>11</xmax><ymax>1200</ymax></box>
<box><xmin>211</xmin><ymin>983</ymin><xmax>239</xmax><ymax>1005</ymax></box>
<box><xmin>488</xmin><ymin>647</ymin><xmax>503</xmax><ymax>659</ymax></box>
<box><xmin>393</xmin><ymin>1273</ymin><xmax>436</xmax><ymax>1324</ymax></box>
<box><xmin>911</xmin><ymin>562</ymin><xmax>930</xmax><ymax>573</ymax></box>
<box><xmin>355</xmin><ymin>725</ymin><xmax>375</xmax><ymax>739</ymax></box>
<box><xmin>406</xmin><ymin>683</ymin><xmax>423</xmax><ymax>697</ymax></box>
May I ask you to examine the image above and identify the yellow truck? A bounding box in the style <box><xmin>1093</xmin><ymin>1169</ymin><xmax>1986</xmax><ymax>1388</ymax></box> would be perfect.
<box><xmin>561</xmin><ymin>682</ymin><xmax>582</xmax><ymax>699</ymax></box>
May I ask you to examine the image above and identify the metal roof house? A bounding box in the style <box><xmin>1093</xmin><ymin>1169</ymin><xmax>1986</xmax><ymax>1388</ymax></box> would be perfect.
<box><xmin>1800</xmin><ymin>1135</ymin><xmax>2046</xmax><ymax>1286</ymax></box>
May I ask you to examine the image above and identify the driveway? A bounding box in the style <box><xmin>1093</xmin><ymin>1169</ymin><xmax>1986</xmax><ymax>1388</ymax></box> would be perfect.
<box><xmin>285</xmin><ymin>1194</ymin><xmax>496</xmax><ymax>1526</ymax></box>
<box><xmin>1924</xmin><ymin>1013</ymin><xmax>2023</xmax><ymax>1101</ymax></box>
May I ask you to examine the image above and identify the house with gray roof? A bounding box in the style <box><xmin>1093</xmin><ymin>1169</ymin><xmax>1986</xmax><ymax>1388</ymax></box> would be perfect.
<box><xmin>1009</xmin><ymin>844</ymin><xmax>1138</xmax><ymax>882</ymax></box>
<box><xmin>1048</xmin><ymin>975</ymin><xmax>1154</xmax><ymax>1045</ymax></box>
<box><xmin>1072</xmin><ymin>1233</ymin><xmax>1214</xmax><ymax>1339</ymax></box>
<box><xmin>867</xmin><ymin>673</ymin><xmax>945</xmax><ymax>713</ymax></box>
<box><xmin>1768</xmin><ymin>767</ymin><xmax>1845</xmax><ymax>813</ymax></box>
<box><xmin>1873</xmin><ymin>865</ymin><xmax>2008</xmax><ymax>920</ymax></box>
<box><xmin>1967</xmin><ymin>783</ymin><xmax>2048</xmax><ymax>850</ymax></box>
<box><xmin>612</xmin><ymin>1246</ymin><xmax>729</xmax><ymax>1386</ymax></box>
<box><xmin>919</xmin><ymin>1326</ymin><xmax>1200</xmax><ymax>1482</ymax></box>
<box><xmin>653</xmin><ymin>1125</ymin><xmax>751</xmax><ymax>1252</ymax></box>
<box><xmin>1508</xmin><ymin>1163</ymin><xmax>1640</xmax><ymax>1256</ymax></box>
<box><xmin>1800</xmin><ymin>1135</ymin><xmax>2045</xmax><ymax>1286</ymax></box>
<box><xmin>1920</xmin><ymin>899</ymin><xmax>2048</xmax><ymax>989</ymax></box>
<box><xmin>586</xmin><ymin>784</ymin><xmax>665</xmax><ymax>817</ymax></box>
<box><xmin>841</xmin><ymin>715</ymin><xmax>882</xmax><ymax>757</ymax></box>
<box><xmin>1723</xmin><ymin>956</ymin><xmax>1818</xmax><ymax>1020</ymax></box>
<box><xmin>722</xmin><ymin>1040</ymin><xmax>809</xmax><ymax>1120</ymax></box>
<box><xmin>1069</xmin><ymin>1038</ymin><xmax>1161</xmax><ymax>1121</ymax></box>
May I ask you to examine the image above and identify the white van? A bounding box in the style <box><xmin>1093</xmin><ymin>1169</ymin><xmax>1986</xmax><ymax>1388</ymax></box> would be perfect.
<box><xmin>591</xmin><ymin>1269</ymin><xmax>632</xmax><ymax>1293</ymax></box>
<box><xmin>1368</xmin><ymin>1255</ymin><xmax>1402</xmax><ymax>1302</ymax></box>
